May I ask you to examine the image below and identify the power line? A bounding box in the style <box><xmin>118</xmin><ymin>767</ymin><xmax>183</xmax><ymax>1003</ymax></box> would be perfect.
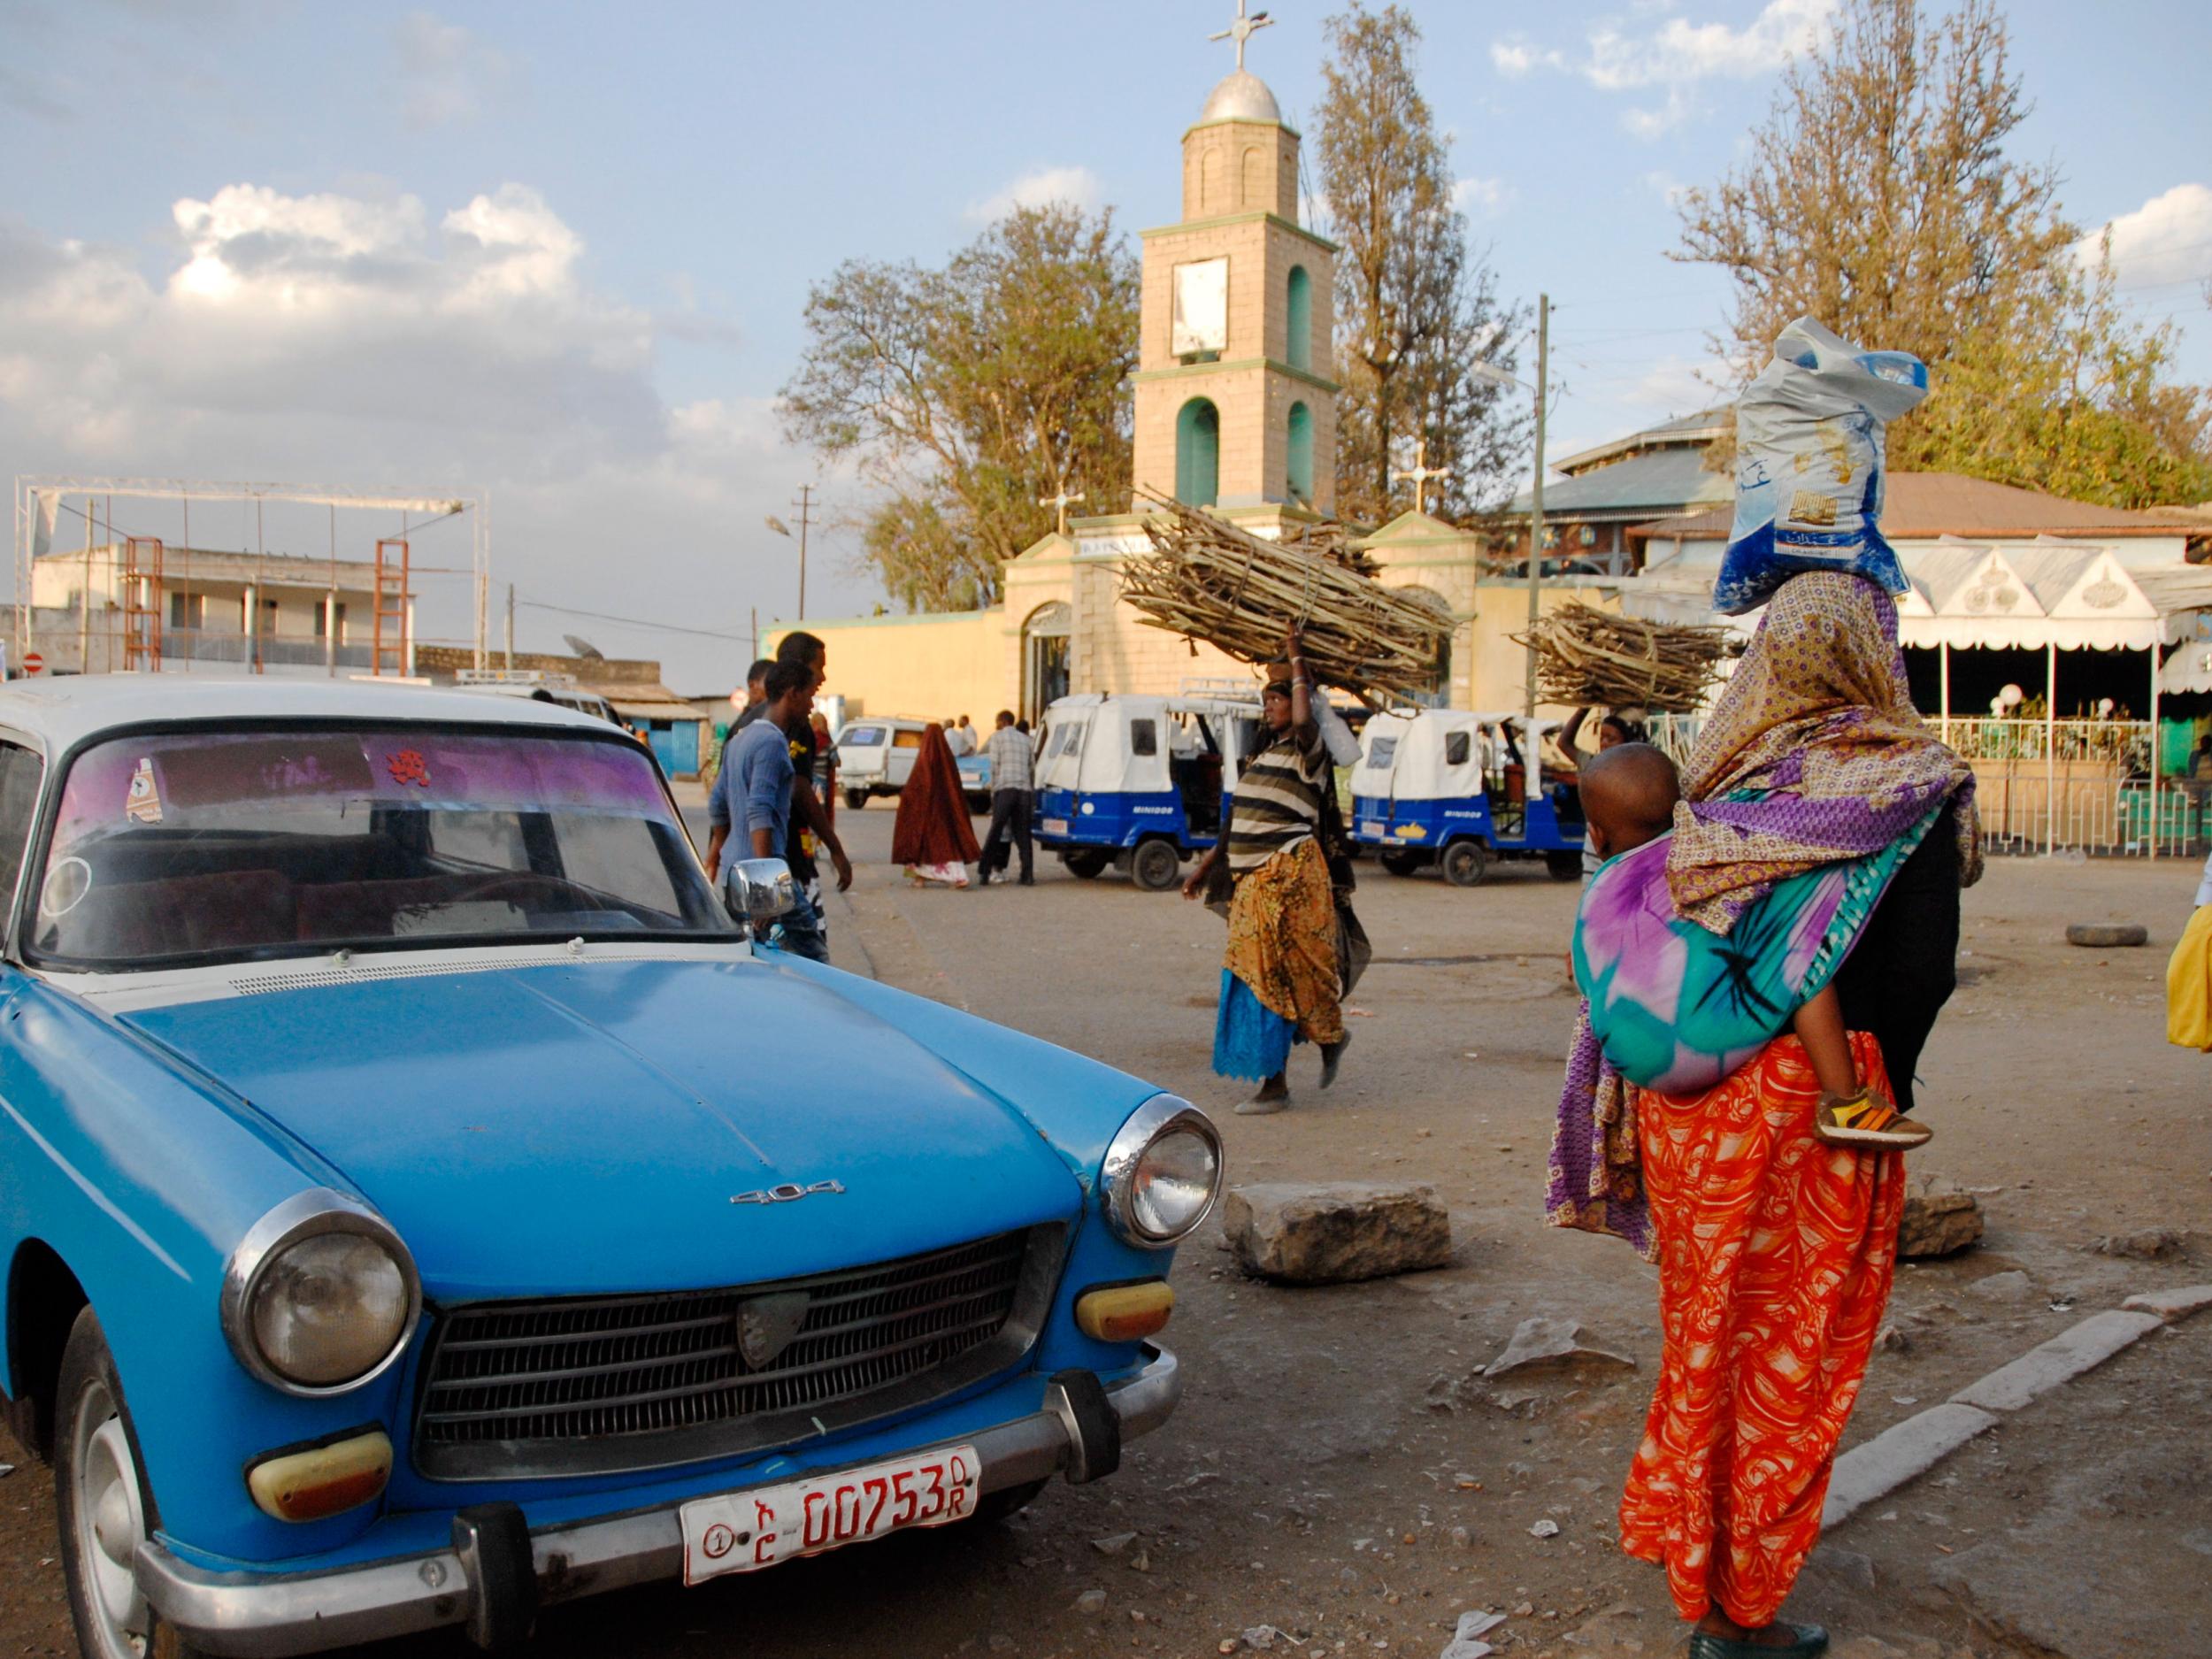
<box><xmin>516</xmin><ymin>599</ymin><xmax>755</xmax><ymax>643</ymax></box>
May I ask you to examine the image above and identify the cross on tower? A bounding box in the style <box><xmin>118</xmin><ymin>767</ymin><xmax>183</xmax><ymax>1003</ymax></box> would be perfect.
<box><xmin>1209</xmin><ymin>0</ymin><xmax>1275</xmax><ymax>73</ymax></box>
<box><xmin>1038</xmin><ymin>487</ymin><xmax>1087</xmax><ymax>536</ymax></box>
<box><xmin>1392</xmin><ymin>439</ymin><xmax>1453</xmax><ymax>514</ymax></box>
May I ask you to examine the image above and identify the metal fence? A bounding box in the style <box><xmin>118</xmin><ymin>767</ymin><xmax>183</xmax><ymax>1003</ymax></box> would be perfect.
<box><xmin>1636</xmin><ymin>713</ymin><xmax>2208</xmax><ymax>859</ymax></box>
<box><xmin>164</xmin><ymin>628</ymin><xmax>374</xmax><ymax>672</ymax></box>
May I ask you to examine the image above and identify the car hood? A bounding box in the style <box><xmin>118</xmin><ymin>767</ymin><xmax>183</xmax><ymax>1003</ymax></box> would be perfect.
<box><xmin>121</xmin><ymin>956</ymin><xmax>1084</xmax><ymax>1301</ymax></box>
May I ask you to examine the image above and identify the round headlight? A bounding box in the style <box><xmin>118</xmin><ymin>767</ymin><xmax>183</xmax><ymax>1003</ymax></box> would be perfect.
<box><xmin>251</xmin><ymin>1233</ymin><xmax>411</xmax><ymax>1387</ymax></box>
<box><xmin>223</xmin><ymin>1191</ymin><xmax>421</xmax><ymax>1396</ymax></box>
<box><xmin>1102</xmin><ymin>1097</ymin><xmax>1224</xmax><ymax>1248</ymax></box>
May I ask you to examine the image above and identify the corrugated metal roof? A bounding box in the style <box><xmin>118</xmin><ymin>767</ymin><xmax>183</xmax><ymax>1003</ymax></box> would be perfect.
<box><xmin>1509</xmin><ymin>446</ymin><xmax>1732</xmax><ymax>518</ymax></box>
<box><xmin>1631</xmin><ymin>473</ymin><xmax>2188</xmax><ymax>541</ymax></box>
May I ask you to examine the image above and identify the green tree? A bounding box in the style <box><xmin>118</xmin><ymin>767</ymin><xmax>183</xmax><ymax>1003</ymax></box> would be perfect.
<box><xmin>1674</xmin><ymin>0</ymin><xmax>2212</xmax><ymax>508</ymax></box>
<box><xmin>1314</xmin><ymin>2</ymin><xmax>1527</xmax><ymax>526</ymax></box>
<box><xmin>781</xmin><ymin>204</ymin><xmax>1140</xmax><ymax>611</ymax></box>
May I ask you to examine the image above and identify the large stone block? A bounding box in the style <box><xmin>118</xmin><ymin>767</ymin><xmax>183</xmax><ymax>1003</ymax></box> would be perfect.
<box><xmin>1220</xmin><ymin>1182</ymin><xmax>1452</xmax><ymax>1284</ymax></box>
<box><xmin>1897</xmin><ymin>1173</ymin><xmax>1984</xmax><ymax>1258</ymax></box>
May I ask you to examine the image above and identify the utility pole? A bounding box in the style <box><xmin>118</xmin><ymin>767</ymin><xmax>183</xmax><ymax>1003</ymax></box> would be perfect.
<box><xmin>504</xmin><ymin>583</ymin><xmax>516</xmax><ymax>669</ymax></box>
<box><xmin>792</xmin><ymin>485</ymin><xmax>814</xmax><ymax>618</ymax></box>
<box><xmin>1522</xmin><ymin>292</ymin><xmax>1550</xmax><ymax>790</ymax></box>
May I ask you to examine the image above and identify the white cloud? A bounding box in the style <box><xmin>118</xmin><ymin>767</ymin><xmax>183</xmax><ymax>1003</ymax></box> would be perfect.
<box><xmin>1641</xmin><ymin>169</ymin><xmax>1691</xmax><ymax>208</ymax></box>
<box><xmin>1581</xmin><ymin>0</ymin><xmax>1833</xmax><ymax>90</ymax></box>
<box><xmin>0</xmin><ymin>182</ymin><xmax>833</xmax><ymax>688</ymax></box>
<box><xmin>391</xmin><ymin>11</ymin><xmax>513</xmax><ymax>130</ymax></box>
<box><xmin>1490</xmin><ymin>38</ymin><xmax>1564</xmax><ymax>77</ymax></box>
<box><xmin>1492</xmin><ymin>0</ymin><xmax>1832</xmax><ymax>138</ymax></box>
<box><xmin>963</xmin><ymin>165</ymin><xmax>1103</xmax><ymax>224</ymax></box>
<box><xmin>2075</xmin><ymin>183</ymin><xmax>2212</xmax><ymax>288</ymax></box>
<box><xmin>1452</xmin><ymin>176</ymin><xmax>1515</xmax><ymax>219</ymax></box>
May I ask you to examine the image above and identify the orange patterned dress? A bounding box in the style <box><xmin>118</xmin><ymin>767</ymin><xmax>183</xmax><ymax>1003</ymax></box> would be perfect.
<box><xmin>1618</xmin><ymin>1032</ymin><xmax>1905</xmax><ymax>1628</ymax></box>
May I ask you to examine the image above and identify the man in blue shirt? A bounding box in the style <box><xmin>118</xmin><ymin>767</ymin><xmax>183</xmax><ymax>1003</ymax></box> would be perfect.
<box><xmin>705</xmin><ymin>663</ymin><xmax>830</xmax><ymax>960</ymax></box>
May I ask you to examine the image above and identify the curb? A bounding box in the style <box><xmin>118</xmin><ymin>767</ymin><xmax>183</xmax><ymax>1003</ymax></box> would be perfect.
<box><xmin>1822</xmin><ymin>1283</ymin><xmax>2212</xmax><ymax>1528</ymax></box>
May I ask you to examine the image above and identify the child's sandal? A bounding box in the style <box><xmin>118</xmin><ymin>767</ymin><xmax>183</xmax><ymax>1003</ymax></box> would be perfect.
<box><xmin>1816</xmin><ymin>1088</ymin><xmax>1932</xmax><ymax>1149</ymax></box>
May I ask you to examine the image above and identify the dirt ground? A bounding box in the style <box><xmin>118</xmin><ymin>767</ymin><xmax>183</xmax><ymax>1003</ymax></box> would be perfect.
<box><xmin>4</xmin><ymin>805</ymin><xmax>2207</xmax><ymax>1659</ymax></box>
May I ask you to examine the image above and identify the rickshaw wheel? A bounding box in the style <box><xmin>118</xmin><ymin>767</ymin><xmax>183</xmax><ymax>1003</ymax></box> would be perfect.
<box><xmin>1441</xmin><ymin>840</ymin><xmax>1489</xmax><ymax>887</ymax></box>
<box><xmin>1063</xmin><ymin>849</ymin><xmax>1110</xmax><ymax>879</ymax></box>
<box><xmin>1130</xmin><ymin>838</ymin><xmax>1183</xmax><ymax>892</ymax></box>
<box><xmin>1379</xmin><ymin>850</ymin><xmax>1424</xmax><ymax>877</ymax></box>
<box><xmin>1545</xmin><ymin>850</ymin><xmax>1583</xmax><ymax>880</ymax></box>
<box><xmin>843</xmin><ymin>788</ymin><xmax>871</xmax><ymax>811</ymax></box>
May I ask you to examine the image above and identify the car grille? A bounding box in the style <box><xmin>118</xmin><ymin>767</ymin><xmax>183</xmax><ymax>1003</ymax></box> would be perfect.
<box><xmin>411</xmin><ymin>1225</ymin><xmax>1059</xmax><ymax>1481</ymax></box>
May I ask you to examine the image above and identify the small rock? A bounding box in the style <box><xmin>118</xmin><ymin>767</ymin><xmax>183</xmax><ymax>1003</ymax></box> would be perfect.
<box><xmin>1243</xmin><ymin>1627</ymin><xmax>1281</xmax><ymax>1651</ymax></box>
<box><xmin>2065</xmin><ymin>921</ymin><xmax>2147</xmax><ymax>948</ymax></box>
<box><xmin>1967</xmin><ymin>1269</ymin><xmax>2033</xmax><ymax>1303</ymax></box>
<box><xmin>1092</xmin><ymin>1532</ymin><xmax>1138</xmax><ymax>1556</ymax></box>
<box><xmin>1874</xmin><ymin>1324</ymin><xmax>1909</xmax><ymax>1354</ymax></box>
<box><xmin>1448</xmin><ymin>1525</ymin><xmax>1472</xmax><ymax>1549</ymax></box>
<box><xmin>1075</xmin><ymin>1589</ymin><xmax>1107</xmax><ymax>1616</ymax></box>
<box><xmin>2122</xmin><ymin>1284</ymin><xmax>2212</xmax><ymax>1320</ymax></box>
<box><xmin>2092</xmin><ymin>1227</ymin><xmax>2187</xmax><ymax>1261</ymax></box>
<box><xmin>1128</xmin><ymin>1548</ymin><xmax>1153</xmax><ymax>1573</ymax></box>
<box><xmin>1513</xmin><ymin>1601</ymin><xmax>1536</xmax><ymax>1617</ymax></box>
<box><xmin>0</xmin><ymin>1463</ymin><xmax>14</xmax><ymax>1479</ymax></box>
<box><xmin>1529</xmin><ymin>1519</ymin><xmax>1561</xmax><ymax>1539</ymax></box>
<box><xmin>1220</xmin><ymin>1642</ymin><xmax>1241</xmax><ymax>1656</ymax></box>
<box><xmin>1483</xmin><ymin>1317</ymin><xmax>1636</xmax><ymax>1379</ymax></box>
<box><xmin>987</xmin><ymin>1637</ymin><xmax>1014</xmax><ymax>1652</ymax></box>
<box><xmin>1219</xmin><ymin>1182</ymin><xmax>1453</xmax><ymax>1284</ymax></box>
<box><xmin>1806</xmin><ymin>1544</ymin><xmax>1878</xmax><ymax>1594</ymax></box>
<box><xmin>1443</xmin><ymin>1609</ymin><xmax>1509</xmax><ymax>1659</ymax></box>
<box><xmin>1897</xmin><ymin>1175</ymin><xmax>1983</xmax><ymax>1258</ymax></box>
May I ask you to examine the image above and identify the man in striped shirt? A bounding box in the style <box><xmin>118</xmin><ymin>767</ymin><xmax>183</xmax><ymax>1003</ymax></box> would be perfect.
<box><xmin>1183</xmin><ymin>630</ymin><xmax>1350</xmax><ymax>1112</ymax></box>
<box><xmin>978</xmin><ymin>709</ymin><xmax>1037</xmax><ymax>886</ymax></box>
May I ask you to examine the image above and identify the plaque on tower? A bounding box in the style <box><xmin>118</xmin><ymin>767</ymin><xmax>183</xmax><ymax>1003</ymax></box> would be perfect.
<box><xmin>1171</xmin><ymin>257</ymin><xmax>1229</xmax><ymax>357</ymax></box>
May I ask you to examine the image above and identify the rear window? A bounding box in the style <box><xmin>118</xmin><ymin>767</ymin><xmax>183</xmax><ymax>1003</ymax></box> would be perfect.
<box><xmin>29</xmin><ymin>726</ymin><xmax>732</xmax><ymax>970</ymax></box>
<box><xmin>891</xmin><ymin>729</ymin><xmax>925</xmax><ymax>749</ymax></box>
<box><xmin>1443</xmin><ymin>731</ymin><xmax>1471</xmax><ymax>767</ymax></box>
<box><xmin>1365</xmin><ymin>736</ymin><xmax>1399</xmax><ymax>771</ymax></box>
<box><xmin>841</xmin><ymin>726</ymin><xmax>887</xmax><ymax>748</ymax></box>
<box><xmin>1129</xmin><ymin>719</ymin><xmax>1158</xmax><ymax>757</ymax></box>
<box><xmin>1046</xmin><ymin>721</ymin><xmax>1086</xmax><ymax>759</ymax></box>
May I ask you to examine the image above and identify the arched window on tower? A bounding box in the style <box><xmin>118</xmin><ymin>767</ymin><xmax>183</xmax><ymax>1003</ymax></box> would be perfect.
<box><xmin>1241</xmin><ymin>146</ymin><xmax>1266</xmax><ymax>207</ymax></box>
<box><xmin>1286</xmin><ymin>266</ymin><xmax>1311</xmax><ymax>371</ymax></box>
<box><xmin>1176</xmin><ymin>398</ymin><xmax>1220</xmax><ymax>508</ymax></box>
<box><xmin>1200</xmin><ymin>149</ymin><xmax>1223</xmax><ymax>215</ymax></box>
<box><xmin>1286</xmin><ymin>402</ymin><xmax>1314</xmax><ymax>504</ymax></box>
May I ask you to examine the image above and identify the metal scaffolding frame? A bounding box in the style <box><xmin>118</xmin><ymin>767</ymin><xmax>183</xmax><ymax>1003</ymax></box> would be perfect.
<box><xmin>11</xmin><ymin>476</ymin><xmax>488</xmax><ymax>673</ymax></box>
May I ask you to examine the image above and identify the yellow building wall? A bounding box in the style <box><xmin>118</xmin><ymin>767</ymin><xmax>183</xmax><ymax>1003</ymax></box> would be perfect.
<box><xmin>764</xmin><ymin>611</ymin><xmax>1007</xmax><ymax>726</ymax></box>
<box><xmin>1467</xmin><ymin>579</ymin><xmax>1624</xmax><ymax>718</ymax></box>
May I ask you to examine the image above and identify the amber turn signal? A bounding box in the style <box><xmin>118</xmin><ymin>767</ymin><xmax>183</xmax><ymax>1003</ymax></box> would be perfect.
<box><xmin>246</xmin><ymin>1429</ymin><xmax>393</xmax><ymax>1523</ymax></box>
<box><xmin>1074</xmin><ymin>1281</ymin><xmax>1175</xmax><ymax>1343</ymax></box>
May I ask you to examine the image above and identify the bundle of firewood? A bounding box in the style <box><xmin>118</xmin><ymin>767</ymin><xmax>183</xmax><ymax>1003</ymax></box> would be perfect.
<box><xmin>1515</xmin><ymin>602</ymin><xmax>1735</xmax><ymax>713</ymax></box>
<box><xmin>1120</xmin><ymin>494</ymin><xmax>1448</xmax><ymax>696</ymax></box>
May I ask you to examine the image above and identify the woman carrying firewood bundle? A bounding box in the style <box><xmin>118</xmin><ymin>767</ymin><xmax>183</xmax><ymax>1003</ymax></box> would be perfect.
<box><xmin>1182</xmin><ymin>629</ymin><xmax>1351</xmax><ymax>1114</ymax></box>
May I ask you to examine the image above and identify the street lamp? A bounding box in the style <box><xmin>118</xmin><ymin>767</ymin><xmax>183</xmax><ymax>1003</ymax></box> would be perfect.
<box><xmin>1472</xmin><ymin>292</ymin><xmax>1551</xmax><ymax>802</ymax></box>
<box><xmin>764</xmin><ymin>485</ymin><xmax>815</xmax><ymax>620</ymax></box>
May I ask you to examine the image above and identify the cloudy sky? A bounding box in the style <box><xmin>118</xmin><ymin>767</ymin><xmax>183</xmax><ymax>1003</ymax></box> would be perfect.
<box><xmin>4</xmin><ymin>0</ymin><xmax>2208</xmax><ymax>690</ymax></box>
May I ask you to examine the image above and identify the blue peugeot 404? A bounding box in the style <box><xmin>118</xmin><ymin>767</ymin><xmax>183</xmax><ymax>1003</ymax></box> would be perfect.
<box><xmin>0</xmin><ymin>677</ymin><xmax>1219</xmax><ymax>1657</ymax></box>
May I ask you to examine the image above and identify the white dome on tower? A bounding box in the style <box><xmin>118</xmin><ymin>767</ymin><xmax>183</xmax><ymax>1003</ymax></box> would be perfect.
<box><xmin>1200</xmin><ymin>69</ymin><xmax>1282</xmax><ymax>124</ymax></box>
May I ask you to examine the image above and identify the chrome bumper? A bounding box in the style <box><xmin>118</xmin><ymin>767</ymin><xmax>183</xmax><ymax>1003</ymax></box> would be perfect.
<box><xmin>136</xmin><ymin>1348</ymin><xmax>1179</xmax><ymax>1658</ymax></box>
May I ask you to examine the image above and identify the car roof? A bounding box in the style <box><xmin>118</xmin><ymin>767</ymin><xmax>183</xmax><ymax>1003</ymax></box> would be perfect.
<box><xmin>0</xmin><ymin>674</ymin><xmax>613</xmax><ymax>754</ymax></box>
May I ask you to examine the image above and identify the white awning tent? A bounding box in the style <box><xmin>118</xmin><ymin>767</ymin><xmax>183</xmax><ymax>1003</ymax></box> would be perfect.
<box><xmin>2162</xmin><ymin>640</ymin><xmax>2212</xmax><ymax>695</ymax></box>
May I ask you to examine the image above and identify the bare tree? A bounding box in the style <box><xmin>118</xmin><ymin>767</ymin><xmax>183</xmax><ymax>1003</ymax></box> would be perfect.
<box><xmin>1676</xmin><ymin>0</ymin><xmax>2209</xmax><ymax>507</ymax></box>
<box><xmin>1315</xmin><ymin>2</ymin><xmax>1527</xmax><ymax>526</ymax></box>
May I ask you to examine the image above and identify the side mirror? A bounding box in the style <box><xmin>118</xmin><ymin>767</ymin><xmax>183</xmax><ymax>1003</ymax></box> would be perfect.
<box><xmin>722</xmin><ymin>857</ymin><xmax>797</xmax><ymax>934</ymax></box>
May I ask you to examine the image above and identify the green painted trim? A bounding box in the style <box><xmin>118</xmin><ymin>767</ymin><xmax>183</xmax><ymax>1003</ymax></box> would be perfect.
<box><xmin>1180</xmin><ymin>115</ymin><xmax>1303</xmax><ymax>141</ymax></box>
<box><xmin>1140</xmin><ymin>211</ymin><xmax>1339</xmax><ymax>255</ymax></box>
<box><xmin>1132</xmin><ymin>356</ymin><xmax>1340</xmax><ymax>395</ymax></box>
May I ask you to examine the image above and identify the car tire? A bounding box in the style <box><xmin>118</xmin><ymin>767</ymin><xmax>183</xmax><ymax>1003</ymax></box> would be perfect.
<box><xmin>55</xmin><ymin>1309</ymin><xmax>211</xmax><ymax>1659</ymax></box>
<box><xmin>1063</xmin><ymin>849</ymin><xmax>1110</xmax><ymax>879</ymax></box>
<box><xmin>1545</xmin><ymin>850</ymin><xmax>1584</xmax><ymax>881</ymax></box>
<box><xmin>843</xmin><ymin>788</ymin><xmax>871</xmax><ymax>812</ymax></box>
<box><xmin>1129</xmin><ymin>839</ymin><xmax>1182</xmax><ymax>892</ymax></box>
<box><xmin>973</xmin><ymin>1478</ymin><xmax>1048</xmax><ymax>1524</ymax></box>
<box><xmin>1379</xmin><ymin>850</ymin><xmax>1424</xmax><ymax>877</ymax></box>
<box><xmin>1441</xmin><ymin>841</ymin><xmax>1489</xmax><ymax>887</ymax></box>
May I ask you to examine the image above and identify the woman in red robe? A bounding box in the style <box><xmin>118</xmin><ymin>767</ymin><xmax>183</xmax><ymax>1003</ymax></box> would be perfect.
<box><xmin>892</xmin><ymin>724</ymin><xmax>980</xmax><ymax>887</ymax></box>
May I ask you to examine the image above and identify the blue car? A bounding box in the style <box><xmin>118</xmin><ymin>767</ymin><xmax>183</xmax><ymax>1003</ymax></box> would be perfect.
<box><xmin>0</xmin><ymin>678</ymin><xmax>1219</xmax><ymax>1657</ymax></box>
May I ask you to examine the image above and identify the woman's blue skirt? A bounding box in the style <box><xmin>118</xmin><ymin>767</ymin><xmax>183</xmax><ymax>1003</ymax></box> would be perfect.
<box><xmin>1212</xmin><ymin>969</ymin><xmax>1297</xmax><ymax>1080</ymax></box>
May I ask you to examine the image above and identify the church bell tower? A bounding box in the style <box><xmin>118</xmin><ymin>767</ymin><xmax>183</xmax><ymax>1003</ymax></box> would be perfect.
<box><xmin>1131</xmin><ymin>5</ymin><xmax>1339</xmax><ymax>518</ymax></box>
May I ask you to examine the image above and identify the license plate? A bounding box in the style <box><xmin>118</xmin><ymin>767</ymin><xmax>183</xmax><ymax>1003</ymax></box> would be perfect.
<box><xmin>1360</xmin><ymin>820</ymin><xmax>1385</xmax><ymax>837</ymax></box>
<box><xmin>1043</xmin><ymin>818</ymin><xmax>1069</xmax><ymax>836</ymax></box>
<box><xmin>680</xmin><ymin>1445</ymin><xmax>982</xmax><ymax>1585</ymax></box>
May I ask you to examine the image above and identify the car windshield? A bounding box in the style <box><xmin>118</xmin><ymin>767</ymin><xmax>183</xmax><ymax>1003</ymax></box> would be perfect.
<box><xmin>28</xmin><ymin>725</ymin><xmax>735</xmax><ymax>969</ymax></box>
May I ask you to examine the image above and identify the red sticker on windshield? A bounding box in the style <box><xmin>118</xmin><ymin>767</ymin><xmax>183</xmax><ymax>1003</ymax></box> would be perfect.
<box><xmin>387</xmin><ymin>749</ymin><xmax>431</xmax><ymax>788</ymax></box>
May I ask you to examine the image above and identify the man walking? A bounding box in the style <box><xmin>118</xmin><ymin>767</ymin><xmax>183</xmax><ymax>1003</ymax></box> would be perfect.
<box><xmin>978</xmin><ymin>709</ymin><xmax>1035</xmax><ymax>887</ymax></box>
<box><xmin>706</xmin><ymin>663</ymin><xmax>810</xmax><ymax>941</ymax></box>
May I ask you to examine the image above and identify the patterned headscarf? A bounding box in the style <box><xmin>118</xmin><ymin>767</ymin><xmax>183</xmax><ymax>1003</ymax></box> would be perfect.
<box><xmin>1666</xmin><ymin>570</ymin><xmax>1981</xmax><ymax>934</ymax></box>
